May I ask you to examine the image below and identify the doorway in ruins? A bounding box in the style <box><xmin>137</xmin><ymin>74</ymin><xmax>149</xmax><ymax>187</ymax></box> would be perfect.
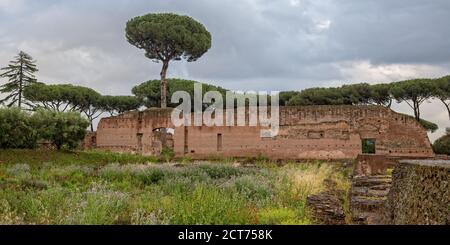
<box><xmin>362</xmin><ymin>138</ymin><xmax>376</xmax><ymax>154</ymax></box>
<box><xmin>151</xmin><ymin>128</ymin><xmax>175</xmax><ymax>156</ymax></box>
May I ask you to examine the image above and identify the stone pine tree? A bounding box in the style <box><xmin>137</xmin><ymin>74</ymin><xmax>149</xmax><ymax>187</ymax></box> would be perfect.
<box><xmin>0</xmin><ymin>51</ymin><xmax>38</xmax><ymax>108</ymax></box>
<box><xmin>435</xmin><ymin>75</ymin><xmax>450</xmax><ymax>121</ymax></box>
<box><xmin>126</xmin><ymin>13</ymin><xmax>212</xmax><ymax>108</ymax></box>
<box><xmin>390</xmin><ymin>79</ymin><xmax>435</xmax><ymax>121</ymax></box>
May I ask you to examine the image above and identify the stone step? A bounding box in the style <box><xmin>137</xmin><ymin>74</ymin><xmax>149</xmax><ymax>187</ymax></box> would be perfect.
<box><xmin>352</xmin><ymin>176</ymin><xmax>392</xmax><ymax>188</ymax></box>
<box><xmin>351</xmin><ymin>187</ymin><xmax>390</xmax><ymax>197</ymax></box>
<box><xmin>352</xmin><ymin>211</ymin><xmax>384</xmax><ymax>225</ymax></box>
<box><xmin>351</xmin><ymin>196</ymin><xmax>386</xmax><ymax>212</ymax></box>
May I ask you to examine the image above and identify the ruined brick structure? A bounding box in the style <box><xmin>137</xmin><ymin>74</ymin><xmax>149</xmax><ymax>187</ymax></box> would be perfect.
<box><xmin>93</xmin><ymin>105</ymin><xmax>434</xmax><ymax>160</ymax></box>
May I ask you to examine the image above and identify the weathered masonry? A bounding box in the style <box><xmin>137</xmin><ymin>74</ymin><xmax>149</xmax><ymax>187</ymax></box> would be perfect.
<box><xmin>87</xmin><ymin>105</ymin><xmax>434</xmax><ymax>160</ymax></box>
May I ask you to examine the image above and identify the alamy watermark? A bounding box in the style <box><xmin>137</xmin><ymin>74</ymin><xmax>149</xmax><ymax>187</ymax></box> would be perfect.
<box><xmin>171</xmin><ymin>83</ymin><xmax>280</xmax><ymax>137</ymax></box>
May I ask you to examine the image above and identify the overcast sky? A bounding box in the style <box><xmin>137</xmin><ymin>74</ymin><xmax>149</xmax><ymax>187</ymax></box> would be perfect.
<box><xmin>1</xmin><ymin>0</ymin><xmax>450</xmax><ymax>140</ymax></box>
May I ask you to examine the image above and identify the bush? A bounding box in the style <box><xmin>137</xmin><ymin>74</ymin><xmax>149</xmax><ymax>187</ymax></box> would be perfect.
<box><xmin>136</xmin><ymin>167</ymin><xmax>168</xmax><ymax>185</ymax></box>
<box><xmin>31</xmin><ymin>109</ymin><xmax>90</xmax><ymax>150</ymax></box>
<box><xmin>0</xmin><ymin>108</ymin><xmax>89</xmax><ymax>150</ymax></box>
<box><xmin>433</xmin><ymin>135</ymin><xmax>450</xmax><ymax>155</ymax></box>
<box><xmin>0</xmin><ymin>108</ymin><xmax>38</xmax><ymax>149</ymax></box>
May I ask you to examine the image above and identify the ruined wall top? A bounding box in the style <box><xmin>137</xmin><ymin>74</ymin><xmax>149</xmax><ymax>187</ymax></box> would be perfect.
<box><xmin>99</xmin><ymin>105</ymin><xmax>424</xmax><ymax>130</ymax></box>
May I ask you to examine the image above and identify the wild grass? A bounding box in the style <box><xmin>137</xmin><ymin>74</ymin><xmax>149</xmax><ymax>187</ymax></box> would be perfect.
<box><xmin>0</xmin><ymin>150</ymin><xmax>350</xmax><ymax>225</ymax></box>
<box><xmin>0</xmin><ymin>149</ymin><xmax>157</xmax><ymax>166</ymax></box>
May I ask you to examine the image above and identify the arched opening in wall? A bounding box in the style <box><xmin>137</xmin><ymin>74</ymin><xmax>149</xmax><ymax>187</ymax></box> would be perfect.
<box><xmin>151</xmin><ymin>128</ymin><xmax>175</xmax><ymax>155</ymax></box>
<box><xmin>362</xmin><ymin>139</ymin><xmax>376</xmax><ymax>154</ymax></box>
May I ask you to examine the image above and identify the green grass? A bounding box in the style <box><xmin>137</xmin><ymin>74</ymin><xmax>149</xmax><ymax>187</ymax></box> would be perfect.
<box><xmin>0</xmin><ymin>150</ymin><xmax>350</xmax><ymax>225</ymax></box>
<box><xmin>0</xmin><ymin>149</ymin><xmax>158</xmax><ymax>166</ymax></box>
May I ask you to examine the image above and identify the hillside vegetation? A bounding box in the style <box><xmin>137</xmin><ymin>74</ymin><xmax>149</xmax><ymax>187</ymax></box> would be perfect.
<box><xmin>0</xmin><ymin>150</ymin><xmax>350</xmax><ymax>225</ymax></box>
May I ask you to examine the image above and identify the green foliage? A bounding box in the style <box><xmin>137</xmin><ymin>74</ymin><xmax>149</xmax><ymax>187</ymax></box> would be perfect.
<box><xmin>434</xmin><ymin>76</ymin><xmax>450</xmax><ymax>102</ymax></box>
<box><xmin>23</xmin><ymin>82</ymin><xmax>102</xmax><ymax>131</ymax></box>
<box><xmin>24</xmin><ymin>83</ymin><xmax>142</xmax><ymax>130</ymax></box>
<box><xmin>126</xmin><ymin>13</ymin><xmax>212</xmax><ymax>64</ymax></box>
<box><xmin>418</xmin><ymin>119</ymin><xmax>439</xmax><ymax>133</ymax></box>
<box><xmin>126</xmin><ymin>13</ymin><xmax>212</xmax><ymax>108</ymax></box>
<box><xmin>287</xmin><ymin>83</ymin><xmax>390</xmax><ymax>107</ymax></box>
<box><xmin>0</xmin><ymin>155</ymin><xmax>350</xmax><ymax>225</ymax></box>
<box><xmin>279</xmin><ymin>91</ymin><xmax>300</xmax><ymax>106</ymax></box>
<box><xmin>433</xmin><ymin>134</ymin><xmax>450</xmax><ymax>155</ymax></box>
<box><xmin>390</xmin><ymin>79</ymin><xmax>436</xmax><ymax>120</ymax></box>
<box><xmin>258</xmin><ymin>208</ymin><xmax>300</xmax><ymax>225</ymax></box>
<box><xmin>132</xmin><ymin>78</ymin><xmax>227</xmax><ymax>108</ymax></box>
<box><xmin>287</xmin><ymin>87</ymin><xmax>346</xmax><ymax>106</ymax></box>
<box><xmin>24</xmin><ymin>82</ymin><xmax>108</xmax><ymax>117</ymax></box>
<box><xmin>369</xmin><ymin>83</ymin><xmax>393</xmax><ymax>107</ymax></box>
<box><xmin>434</xmin><ymin>76</ymin><xmax>450</xmax><ymax>120</ymax></box>
<box><xmin>198</xmin><ymin>164</ymin><xmax>244</xmax><ymax>179</ymax></box>
<box><xmin>399</xmin><ymin>113</ymin><xmax>439</xmax><ymax>133</ymax></box>
<box><xmin>0</xmin><ymin>149</ymin><xmax>157</xmax><ymax>165</ymax></box>
<box><xmin>283</xmin><ymin>77</ymin><xmax>450</xmax><ymax>125</ymax></box>
<box><xmin>0</xmin><ymin>51</ymin><xmax>38</xmax><ymax>108</ymax></box>
<box><xmin>159</xmin><ymin>146</ymin><xmax>175</xmax><ymax>163</ymax></box>
<box><xmin>6</xmin><ymin>164</ymin><xmax>32</xmax><ymax>180</ymax></box>
<box><xmin>24</xmin><ymin>83</ymin><xmax>82</xmax><ymax>112</ymax></box>
<box><xmin>136</xmin><ymin>167</ymin><xmax>167</xmax><ymax>185</ymax></box>
<box><xmin>0</xmin><ymin>107</ymin><xmax>38</xmax><ymax>149</ymax></box>
<box><xmin>233</xmin><ymin>175</ymin><xmax>273</xmax><ymax>202</ymax></box>
<box><xmin>30</xmin><ymin>109</ymin><xmax>89</xmax><ymax>150</ymax></box>
<box><xmin>340</xmin><ymin>83</ymin><xmax>372</xmax><ymax>105</ymax></box>
<box><xmin>101</xmin><ymin>95</ymin><xmax>142</xmax><ymax>116</ymax></box>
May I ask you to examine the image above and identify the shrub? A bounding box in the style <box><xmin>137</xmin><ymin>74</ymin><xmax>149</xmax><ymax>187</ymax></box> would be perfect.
<box><xmin>0</xmin><ymin>108</ymin><xmax>89</xmax><ymax>150</ymax></box>
<box><xmin>136</xmin><ymin>167</ymin><xmax>168</xmax><ymax>185</ymax></box>
<box><xmin>433</xmin><ymin>134</ymin><xmax>450</xmax><ymax>155</ymax></box>
<box><xmin>31</xmin><ymin>109</ymin><xmax>90</xmax><ymax>150</ymax></box>
<box><xmin>0</xmin><ymin>108</ymin><xmax>38</xmax><ymax>149</ymax></box>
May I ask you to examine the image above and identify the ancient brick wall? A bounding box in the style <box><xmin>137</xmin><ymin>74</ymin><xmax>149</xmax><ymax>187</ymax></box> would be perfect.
<box><xmin>93</xmin><ymin>105</ymin><xmax>434</xmax><ymax>160</ymax></box>
<box><xmin>96</xmin><ymin>109</ymin><xmax>173</xmax><ymax>155</ymax></box>
<box><xmin>384</xmin><ymin>160</ymin><xmax>450</xmax><ymax>225</ymax></box>
<box><xmin>82</xmin><ymin>132</ymin><xmax>97</xmax><ymax>150</ymax></box>
<box><xmin>176</xmin><ymin>106</ymin><xmax>434</xmax><ymax>160</ymax></box>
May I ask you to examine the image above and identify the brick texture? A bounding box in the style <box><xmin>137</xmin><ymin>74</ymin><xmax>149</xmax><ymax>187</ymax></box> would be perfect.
<box><xmin>92</xmin><ymin>105</ymin><xmax>434</xmax><ymax>160</ymax></box>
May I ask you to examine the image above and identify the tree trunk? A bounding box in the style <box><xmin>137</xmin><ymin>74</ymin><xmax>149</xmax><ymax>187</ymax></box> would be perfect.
<box><xmin>18</xmin><ymin>82</ymin><xmax>22</xmax><ymax>109</ymax></box>
<box><xmin>160</xmin><ymin>61</ymin><xmax>170</xmax><ymax>109</ymax></box>
<box><xmin>90</xmin><ymin>122</ymin><xmax>94</xmax><ymax>132</ymax></box>
<box><xmin>413</xmin><ymin>100</ymin><xmax>420</xmax><ymax>121</ymax></box>
<box><xmin>18</xmin><ymin>59</ymin><xmax>23</xmax><ymax>109</ymax></box>
<box><xmin>440</xmin><ymin>99</ymin><xmax>450</xmax><ymax>122</ymax></box>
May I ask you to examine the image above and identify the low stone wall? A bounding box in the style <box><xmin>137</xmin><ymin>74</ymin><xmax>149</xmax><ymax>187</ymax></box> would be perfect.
<box><xmin>384</xmin><ymin>160</ymin><xmax>450</xmax><ymax>225</ymax></box>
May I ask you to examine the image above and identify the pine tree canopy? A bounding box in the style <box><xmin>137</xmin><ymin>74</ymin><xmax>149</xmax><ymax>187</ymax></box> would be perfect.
<box><xmin>125</xmin><ymin>13</ymin><xmax>212</xmax><ymax>108</ymax></box>
<box><xmin>0</xmin><ymin>51</ymin><xmax>38</xmax><ymax>108</ymax></box>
